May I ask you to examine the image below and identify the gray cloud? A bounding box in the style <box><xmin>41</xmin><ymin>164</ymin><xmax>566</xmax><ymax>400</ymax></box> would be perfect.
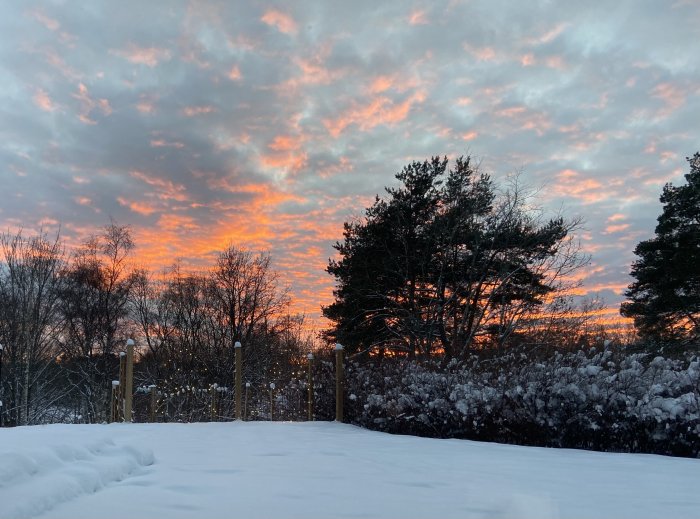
<box><xmin>1</xmin><ymin>0</ymin><xmax>698</xmax><ymax>323</ymax></box>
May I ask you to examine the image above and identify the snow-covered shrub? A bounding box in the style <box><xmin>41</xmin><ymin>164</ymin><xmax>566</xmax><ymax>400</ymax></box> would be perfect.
<box><xmin>340</xmin><ymin>349</ymin><xmax>700</xmax><ymax>457</ymax></box>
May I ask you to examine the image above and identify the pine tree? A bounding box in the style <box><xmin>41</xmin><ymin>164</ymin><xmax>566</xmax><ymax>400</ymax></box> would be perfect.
<box><xmin>621</xmin><ymin>153</ymin><xmax>700</xmax><ymax>342</ymax></box>
<box><xmin>324</xmin><ymin>156</ymin><xmax>585</xmax><ymax>357</ymax></box>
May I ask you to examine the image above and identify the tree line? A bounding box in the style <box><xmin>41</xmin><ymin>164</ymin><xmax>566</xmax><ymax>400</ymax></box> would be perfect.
<box><xmin>0</xmin><ymin>226</ymin><xmax>311</xmax><ymax>426</ymax></box>
<box><xmin>1</xmin><ymin>151</ymin><xmax>696</xmax><ymax>428</ymax></box>
<box><xmin>324</xmin><ymin>153</ymin><xmax>700</xmax><ymax>355</ymax></box>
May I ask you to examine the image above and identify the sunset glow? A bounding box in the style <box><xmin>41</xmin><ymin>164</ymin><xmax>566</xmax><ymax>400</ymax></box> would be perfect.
<box><xmin>1</xmin><ymin>1</ymin><xmax>699</xmax><ymax>328</ymax></box>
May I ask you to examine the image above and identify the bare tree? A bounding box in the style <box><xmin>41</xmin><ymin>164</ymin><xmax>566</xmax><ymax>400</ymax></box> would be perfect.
<box><xmin>0</xmin><ymin>229</ymin><xmax>65</xmax><ymax>425</ymax></box>
<box><xmin>58</xmin><ymin>222</ymin><xmax>135</xmax><ymax>422</ymax></box>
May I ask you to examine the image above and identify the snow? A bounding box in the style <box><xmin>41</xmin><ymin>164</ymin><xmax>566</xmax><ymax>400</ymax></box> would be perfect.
<box><xmin>1</xmin><ymin>422</ymin><xmax>699</xmax><ymax>519</ymax></box>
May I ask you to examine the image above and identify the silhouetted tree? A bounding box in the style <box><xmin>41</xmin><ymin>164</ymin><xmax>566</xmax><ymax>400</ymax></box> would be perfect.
<box><xmin>324</xmin><ymin>156</ymin><xmax>587</xmax><ymax>358</ymax></box>
<box><xmin>621</xmin><ymin>153</ymin><xmax>700</xmax><ymax>343</ymax></box>
<box><xmin>58</xmin><ymin>222</ymin><xmax>136</xmax><ymax>422</ymax></box>
<box><xmin>0</xmin><ymin>229</ymin><xmax>64</xmax><ymax>425</ymax></box>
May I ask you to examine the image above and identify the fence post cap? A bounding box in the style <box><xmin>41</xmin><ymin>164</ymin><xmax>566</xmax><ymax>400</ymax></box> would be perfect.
<box><xmin>269</xmin><ymin>382</ymin><xmax>275</xmax><ymax>389</ymax></box>
<box><xmin>126</xmin><ymin>338</ymin><xmax>135</xmax><ymax>347</ymax></box>
<box><xmin>119</xmin><ymin>352</ymin><xmax>126</xmax><ymax>357</ymax></box>
<box><xmin>234</xmin><ymin>341</ymin><xmax>242</xmax><ymax>348</ymax></box>
<box><xmin>245</xmin><ymin>382</ymin><xmax>251</xmax><ymax>387</ymax></box>
<box><xmin>112</xmin><ymin>380</ymin><xmax>120</xmax><ymax>386</ymax></box>
<box><xmin>335</xmin><ymin>343</ymin><xmax>344</xmax><ymax>351</ymax></box>
<box><xmin>307</xmin><ymin>353</ymin><xmax>314</xmax><ymax>360</ymax></box>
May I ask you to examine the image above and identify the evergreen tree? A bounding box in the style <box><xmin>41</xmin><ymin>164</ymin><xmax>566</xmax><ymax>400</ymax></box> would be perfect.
<box><xmin>621</xmin><ymin>153</ymin><xmax>700</xmax><ymax>342</ymax></box>
<box><xmin>324</xmin><ymin>156</ymin><xmax>585</xmax><ymax>357</ymax></box>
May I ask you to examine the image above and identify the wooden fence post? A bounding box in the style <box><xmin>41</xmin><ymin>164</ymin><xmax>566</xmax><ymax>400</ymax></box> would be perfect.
<box><xmin>335</xmin><ymin>343</ymin><xmax>344</xmax><ymax>422</ymax></box>
<box><xmin>244</xmin><ymin>382</ymin><xmax>250</xmax><ymax>421</ymax></box>
<box><xmin>210</xmin><ymin>384</ymin><xmax>218</xmax><ymax>422</ymax></box>
<box><xmin>110</xmin><ymin>380</ymin><xmax>119</xmax><ymax>423</ymax></box>
<box><xmin>269</xmin><ymin>382</ymin><xmax>275</xmax><ymax>421</ymax></box>
<box><xmin>118</xmin><ymin>352</ymin><xmax>126</xmax><ymax>422</ymax></box>
<box><xmin>307</xmin><ymin>353</ymin><xmax>314</xmax><ymax>421</ymax></box>
<box><xmin>149</xmin><ymin>385</ymin><xmax>157</xmax><ymax>423</ymax></box>
<box><xmin>124</xmin><ymin>339</ymin><xmax>134</xmax><ymax>423</ymax></box>
<box><xmin>234</xmin><ymin>341</ymin><xmax>242</xmax><ymax>420</ymax></box>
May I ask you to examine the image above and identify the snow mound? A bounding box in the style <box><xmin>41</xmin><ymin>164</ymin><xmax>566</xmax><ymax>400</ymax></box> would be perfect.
<box><xmin>0</xmin><ymin>436</ymin><xmax>154</xmax><ymax>519</ymax></box>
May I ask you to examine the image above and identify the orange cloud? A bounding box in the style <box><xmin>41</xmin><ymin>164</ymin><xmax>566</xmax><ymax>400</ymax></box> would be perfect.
<box><xmin>550</xmin><ymin>169</ymin><xmax>608</xmax><ymax>204</ymax></box>
<box><xmin>461</xmin><ymin>131</ymin><xmax>478</xmax><ymax>141</ymax></box>
<box><xmin>261</xmin><ymin>9</ymin><xmax>298</xmax><ymax>35</ymax></box>
<box><xmin>324</xmin><ymin>90</ymin><xmax>426</xmax><ymax>137</ymax></box>
<box><xmin>259</xmin><ymin>135</ymin><xmax>308</xmax><ymax>174</ymax></box>
<box><xmin>130</xmin><ymin>170</ymin><xmax>189</xmax><ymax>202</ymax></box>
<box><xmin>117</xmin><ymin>197</ymin><xmax>157</xmax><ymax>216</ymax></box>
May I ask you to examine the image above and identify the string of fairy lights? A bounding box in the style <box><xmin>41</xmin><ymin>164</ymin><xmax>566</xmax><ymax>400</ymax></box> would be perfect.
<box><xmin>130</xmin><ymin>349</ymin><xmax>332</xmax><ymax>420</ymax></box>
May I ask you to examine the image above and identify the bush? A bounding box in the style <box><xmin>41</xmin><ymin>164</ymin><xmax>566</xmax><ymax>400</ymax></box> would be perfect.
<box><xmin>338</xmin><ymin>348</ymin><xmax>700</xmax><ymax>457</ymax></box>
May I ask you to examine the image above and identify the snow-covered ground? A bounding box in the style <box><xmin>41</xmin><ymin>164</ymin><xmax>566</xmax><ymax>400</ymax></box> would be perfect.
<box><xmin>1</xmin><ymin>422</ymin><xmax>699</xmax><ymax>519</ymax></box>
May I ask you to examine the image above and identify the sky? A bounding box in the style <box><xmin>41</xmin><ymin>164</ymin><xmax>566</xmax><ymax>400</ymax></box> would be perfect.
<box><xmin>1</xmin><ymin>0</ymin><xmax>699</xmax><ymax>327</ymax></box>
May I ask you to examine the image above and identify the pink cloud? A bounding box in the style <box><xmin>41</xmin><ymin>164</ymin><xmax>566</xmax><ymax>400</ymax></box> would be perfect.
<box><xmin>461</xmin><ymin>131</ymin><xmax>478</xmax><ymax>141</ymax></box>
<box><xmin>72</xmin><ymin>83</ymin><xmax>112</xmax><ymax>124</ymax></box>
<box><xmin>294</xmin><ymin>57</ymin><xmax>340</xmax><ymax>85</ymax></box>
<box><xmin>604</xmin><ymin>223</ymin><xmax>631</xmax><ymax>234</ymax></box>
<box><xmin>544</xmin><ymin>55</ymin><xmax>567</xmax><ymax>69</ymax></box>
<box><xmin>369</xmin><ymin>75</ymin><xmax>394</xmax><ymax>94</ymax></box>
<box><xmin>137</xmin><ymin>101</ymin><xmax>155</xmax><ymax>114</ymax></box>
<box><xmin>651</xmin><ymin>82</ymin><xmax>685</xmax><ymax>117</ymax></box>
<box><xmin>228</xmin><ymin>65</ymin><xmax>242</xmax><ymax>81</ymax></box>
<box><xmin>113</xmin><ymin>45</ymin><xmax>171</xmax><ymax>67</ymax></box>
<box><xmin>524</xmin><ymin>23</ymin><xmax>569</xmax><ymax>45</ymax></box>
<box><xmin>150</xmin><ymin>139</ymin><xmax>185</xmax><ymax>149</ymax></box>
<box><xmin>181</xmin><ymin>106</ymin><xmax>215</xmax><ymax>117</ymax></box>
<box><xmin>261</xmin><ymin>9</ymin><xmax>298</xmax><ymax>35</ymax></box>
<box><xmin>33</xmin><ymin>89</ymin><xmax>56</xmax><ymax>112</ymax></box>
<box><xmin>408</xmin><ymin>10</ymin><xmax>429</xmax><ymax>25</ymax></box>
<box><xmin>30</xmin><ymin>9</ymin><xmax>60</xmax><ymax>31</ymax></box>
<box><xmin>463</xmin><ymin>43</ymin><xmax>497</xmax><ymax>61</ymax></box>
<box><xmin>366</xmin><ymin>73</ymin><xmax>422</xmax><ymax>96</ymax></box>
<box><xmin>607</xmin><ymin>213</ymin><xmax>626</xmax><ymax>223</ymax></box>
<box><xmin>520</xmin><ymin>53</ymin><xmax>535</xmax><ymax>66</ymax></box>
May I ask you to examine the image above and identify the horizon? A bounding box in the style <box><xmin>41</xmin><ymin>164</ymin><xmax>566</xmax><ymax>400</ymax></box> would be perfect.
<box><xmin>2</xmin><ymin>1</ymin><xmax>699</xmax><ymax>328</ymax></box>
